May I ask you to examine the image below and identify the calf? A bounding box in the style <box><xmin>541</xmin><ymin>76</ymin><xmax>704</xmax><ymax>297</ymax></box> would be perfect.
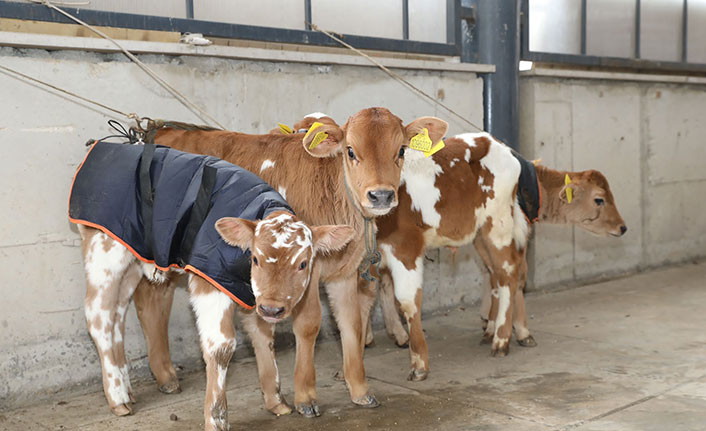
<box><xmin>136</xmin><ymin>108</ymin><xmax>448</xmax><ymax>409</ymax></box>
<box><xmin>70</xmin><ymin>142</ymin><xmax>354</xmax><ymax>429</ymax></box>
<box><xmin>292</xmin><ymin>115</ymin><xmax>626</xmax><ymax>381</ymax></box>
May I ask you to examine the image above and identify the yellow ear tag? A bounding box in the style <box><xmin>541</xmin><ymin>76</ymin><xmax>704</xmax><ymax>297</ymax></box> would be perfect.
<box><xmin>309</xmin><ymin>131</ymin><xmax>328</xmax><ymax>150</ymax></box>
<box><xmin>409</xmin><ymin>128</ymin><xmax>433</xmax><ymax>152</ymax></box>
<box><xmin>423</xmin><ymin>140</ymin><xmax>445</xmax><ymax>158</ymax></box>
<box><xmin>278</xmin><ymin>123</ymin><xmax>293</xmax><ymax>134</ymax></box>
<box><xmin>565</xmin><ymin>174</ymin><xmax>573</xmax><ymax>204</ymax></box>
<box><xmin>303</xmin><ymin>122</ymin><xmax>323</xmax><ymax>142</ymax></box>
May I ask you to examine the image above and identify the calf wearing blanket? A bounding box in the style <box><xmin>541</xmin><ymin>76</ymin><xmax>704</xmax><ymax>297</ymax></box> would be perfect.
<box><xmin>69</xmin><ymin>141</ymin><xmax>353</xmax><ymax>429</ymax></box>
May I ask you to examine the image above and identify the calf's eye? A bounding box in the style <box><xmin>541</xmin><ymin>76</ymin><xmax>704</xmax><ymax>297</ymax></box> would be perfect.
<box><xmin>299</xmin><ymin>261</ymin><xmax>307</xmax><ymax>270</ymax></box>
<box><xmin>252</xmin><ymin>256</ymin><xmax>259</xmax><ymax>266</ymax></box>
<box><xmin>347</xmin><ymin>146</ymin><xmax>356</xmax><ymax>161</ymax></box>
<box><xmin>594</xmin><ymin>198</ymin><xmax>605</xmax><ymax>206</ymax></box>
<box><xmin>398</xmin><ymin>147</ymin><xmax>406</xmax><ymax>158</ymax></box>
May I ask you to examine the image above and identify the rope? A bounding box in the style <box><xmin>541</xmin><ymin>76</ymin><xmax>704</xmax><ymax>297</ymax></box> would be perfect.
<box><xmin>340</xmin><ymin>157</ymin><xmax>382</xmax><ymax>287</ymax></box>
<box><xmin>0</xmin><ymin>63</ymin><xmax>133</xmax><ymax>119</ymax></box>
<box><xmin>27</xmin><ymin>0</ymin><xmax>226</xmax><ymax>130</ymax></box>
<box><xmin>309</xmin><ymin>23</ymin><xmax>484</xmax><ymax>132</ymax></box>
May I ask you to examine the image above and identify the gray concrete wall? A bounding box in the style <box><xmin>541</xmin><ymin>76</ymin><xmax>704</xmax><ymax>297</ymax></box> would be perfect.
<box><xmin>0</xmin><ymin>46</ymin><xmax>484</xmax><ymax>408</ymax></box>
<box><xmin>519</xmin><ymin>74</ymin><xmax>706</xmax><ymax>291</ymax></box>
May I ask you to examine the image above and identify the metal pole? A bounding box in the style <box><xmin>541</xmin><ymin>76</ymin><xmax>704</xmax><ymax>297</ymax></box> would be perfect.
<box><xmin>305</xmin><ymin>0</ymin><xmax>312</xmax><ymax>30</ymax></box>
<box><xmin>474</xmin><ymin>0</ymin><xmax>520</xmax><ymax>149</ymax></box>
<box><xmin>185</xmin><ymin>0</ymin><xmax>194</xmax><ymax>19</ymax></box>
<box><xmin>682</xmin><ymin>0</ymin><xmax>688</xmax><ymax>62</ymax></box>
<box><xmin>635</xmin><ymin>0</ymin><xmax>641</xmax><ymax>59</ymax></box>
<box><xmin>580</xmin><ymin>0</ymin><xmax>587</xmax><ymax>55</ymax></box>
<box><xmin>402</xmin><ymin>0</ymin><xmax>409</xmax><ymax>40</ymax></box>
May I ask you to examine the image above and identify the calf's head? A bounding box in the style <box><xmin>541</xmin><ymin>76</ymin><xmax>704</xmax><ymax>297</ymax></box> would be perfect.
<box><xmin>215</xmin><ymin>211</ymin><xmax>354</xmax><ymax>323</ymax></box>
<box><xmin>560</xmin><ymin>170</ymin><xmax>627</xmax><ymax>237</ymax></box>
<box><xmin>300</xmin><ymin>108</ymin><xmax>448</xmax><ymax>217</ymax></box>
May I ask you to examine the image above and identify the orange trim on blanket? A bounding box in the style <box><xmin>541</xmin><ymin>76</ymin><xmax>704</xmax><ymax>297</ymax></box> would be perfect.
<box><xmin>67</xmin><ymin>141</ymin><xmax>254</xmax><ymax>310</ymax></box>
<box><xmin>184</xmin><ymin>265</ymin><xmax>253</xmax><ymax>310</ymax></box>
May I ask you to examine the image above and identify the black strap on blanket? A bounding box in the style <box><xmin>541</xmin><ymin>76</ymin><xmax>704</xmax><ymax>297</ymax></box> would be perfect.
<box><xmin>139</xmin><ymin>143</ymin><xmax>157</xmax><ymax>253</ymax></box>
<box><xmin>180</xmin><ymin>164</ymin><xmax>217</xmax><ymax>264</ymax></box>
<box><xmin>510</xmin><ymin>148</ymin><xmax>540</xmax><ymax>222</ymax></box>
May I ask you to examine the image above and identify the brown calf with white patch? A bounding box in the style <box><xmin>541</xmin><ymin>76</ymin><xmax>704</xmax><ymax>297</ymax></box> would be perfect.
<box><xmin>291</xmin><ymin>115</ymin><xmax>626</xmax><ymax>381</ymax></box>
<box><xmin>138</xmin><ymin>108</ymin><xmax>448</xmax><ymax>410</ymax></box>
<box><xmin>77</xmin><ymin>210</ymin><xmax>353</xmax><ymax>429</ymax></box>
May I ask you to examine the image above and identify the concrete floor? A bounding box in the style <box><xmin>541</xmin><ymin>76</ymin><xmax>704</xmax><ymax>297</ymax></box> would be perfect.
<box><xmin>2</xmin><ymin>261</ymin><xmax>706</xmax><ymax>431</ymax></box>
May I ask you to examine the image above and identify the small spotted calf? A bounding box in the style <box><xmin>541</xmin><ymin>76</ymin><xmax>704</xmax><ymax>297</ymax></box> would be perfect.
<box><xmin>78</xmin><ymin>212</ymin><xmax>352</xmax><ymax>429</ymax></box>
<box><xmin>70</xmin><ymin>142</ymin><xmax>353</xmax><ymax>430</ymax></box>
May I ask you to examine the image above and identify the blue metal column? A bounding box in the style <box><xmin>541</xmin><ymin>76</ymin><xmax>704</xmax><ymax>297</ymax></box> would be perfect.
<box><xmin>472</xmin><ymin>0</ymin><xmax>520</xmax><ymax>149</ymax></box>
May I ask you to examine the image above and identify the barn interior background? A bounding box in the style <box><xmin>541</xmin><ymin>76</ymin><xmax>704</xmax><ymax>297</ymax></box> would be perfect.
<box><xmin>1</xmin><ymin>0</ymin><xmax>705</xmax><ymax>410</ymax></box>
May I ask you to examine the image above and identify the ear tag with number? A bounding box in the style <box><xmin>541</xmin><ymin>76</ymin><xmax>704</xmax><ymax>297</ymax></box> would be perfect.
<box><xmin>409</xmin><ymin>128</ymin><xmax>433</xmax><ymax>152</ymax></box>
<box><xmin>565</xmin><ymin>174</ymin><xmax>573</xmax><ymax>204</ymax></box>
<box><xmin>278</xmin><ymin>123</ymin><xmax>293</xmax><ymax>134</ymax></box>
<box><xmin>423</xmin><ymin>140</ymin><xmax>445</xmax><ymax>158</ymax></box>
<box><xmin>309</xmin><ymin>131</ymin><xmax>328</xmax><ymax>149</ymax></box>
<box><xmin>303</xmin><ymin>122</ymin><xmax>323</xmax><ymax>142</ymax></box>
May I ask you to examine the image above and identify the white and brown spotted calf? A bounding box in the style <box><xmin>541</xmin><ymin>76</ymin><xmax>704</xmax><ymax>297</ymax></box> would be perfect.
<box><xmin>291</xmin><ymin>115</ymin><xmax>626</xmax><ymax>381</ymax></box>
<box><xmin>78</xmin><ymin>211</ymin><xmax>353</xmax><ymax>430</ymax></box>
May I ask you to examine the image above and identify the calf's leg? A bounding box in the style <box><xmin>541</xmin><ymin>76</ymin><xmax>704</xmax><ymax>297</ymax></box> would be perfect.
<box><xmin>189</xmin><ymin>277</ymin><xmax>237</xmax><ymax>431</ymax></box>
<box><xmin>380</xmin><ymin>243</ymin><xmax>429</xmax><ymax>381</ymax></box>
<box><xmin>80</xmin><ymin>228</ymin><xmax>136</xmax><ymax>416</ymax></box>
<box><xmin>241</xmin><ymin>312</ymin><xmax>291</xmax><ymax>416</ymax></box>
<box><xmin>474</xmin><ymin>226</ymin><xmax>522</xmax><ymax>357</ymax></box>
<box><xmin>325</xmin><ymin>277</ymin><xmax>378</xmax><ymax>407</ymax></box>
<box><xmin>291</xmin><ymin>266</ymin><xmax>323</xmax><ymax>417</ymax></box>
<box><xmin>377</xmin><ymin>269</ymin><xmax>410</xmax><ymax>347</ymax></box>
<box><xmin>133</xmin><ymin>277</ymin><xmax>180</xmax><ymax>393</ymax></box>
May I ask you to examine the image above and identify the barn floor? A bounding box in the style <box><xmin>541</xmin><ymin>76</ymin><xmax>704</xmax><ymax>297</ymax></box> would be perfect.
<box><xmin>2</xmin><ymin>261</ymin><xmax>706</xmax><ymax>431</ymax></box>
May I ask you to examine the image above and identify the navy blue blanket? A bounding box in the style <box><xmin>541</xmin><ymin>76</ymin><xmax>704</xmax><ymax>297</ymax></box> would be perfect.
<box><xmin>69</xmin><ymin>141</ymin><xmax>291</xmax><ymax>308</ymax></box>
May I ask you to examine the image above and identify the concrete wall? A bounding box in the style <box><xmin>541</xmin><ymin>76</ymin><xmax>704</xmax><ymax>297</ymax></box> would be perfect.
<box><xmin>519</xmin><ymin>73</ymin><xmax>706</xmax><ymax>291</ymax></box>
<box><xmin>0</xmin><ymin>45</ymin><xmax>485</xmax><ymax>408</ymax></box>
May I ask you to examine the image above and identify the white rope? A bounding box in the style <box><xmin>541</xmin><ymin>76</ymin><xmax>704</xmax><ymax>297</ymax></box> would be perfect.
<box><xmin>28</xmin><ymin>0</ymin><xmax>226</xmax><ymax>129</ymax></box>
<box><xmin>309</xmin><ymin>23</ymin><xmax>485</xmax><ymax>132</ymax></box>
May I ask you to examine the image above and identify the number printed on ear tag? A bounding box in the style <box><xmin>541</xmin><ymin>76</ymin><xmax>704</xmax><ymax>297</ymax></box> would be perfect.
<box><xmin>409</xmin><ymin>128</ymin><xmax>433</xmax><ymax>152</ymax></box>
<box><xmin>423</xmin><ymin>140</ymin><xmax>445</xmax><ymax>157</ymax></box>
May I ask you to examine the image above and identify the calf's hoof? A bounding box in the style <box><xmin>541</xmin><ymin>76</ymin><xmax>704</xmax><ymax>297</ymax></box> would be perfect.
<box><xmin>158</xmin><ymin>379</ymin><xmax>181</xmax><ymax>394</ymax></box>
<box><xmin>111</xmin><ymin>403</ymin><xmax>133</xmax><ymax>416</ymax></box>
<box><xmin>490</xmin><ymin>342</ymin><xmax>510</xmax><ymax>357</ymax></box>
<box><xmin>407</xmin><ymin>368</ymin><xmax>429</xmax><ymax>382</ymax></box>
<box><xmin>517</xmin><ymin>335</ymin><xmax>537</xmax><ymax>348</ymax></box>
<box><xmin>391</xmin><ymin>333</ymin><xmax>409</xmax><ymax>348</ymax></box>
<box><xmin>296</xmin><ymin>401</ymin><xmax>321</xmax><ymax>418</ymax></box>
<box><xmin>268</xmin><ymin>400</ymin><xmax>293</xmax><ymax>416</ymax></box>
<box><xmin>352</xmin><ymin>394</ymin><xmax>380</xmax><ymax>408</ymax></box>
<box><xmin>333</xmin><ymin>369</ymin><xmax>345</xmax><ymax>382</ymax></box>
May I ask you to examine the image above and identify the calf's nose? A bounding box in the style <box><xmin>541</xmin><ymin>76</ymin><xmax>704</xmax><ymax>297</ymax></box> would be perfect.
<box><xmin>259</xmin><ymin>304</ymin><xmax>285</xmax><ymax>318</ymax></box>
<box><xmin>620</xmin><ymin>225</ymin><xmax>627</xmax><ymax>236</ymax></box>
<box><xmin>367</xmin><ymin>189</ymin><xmax>395</xmax><ymax>207</ymax></box>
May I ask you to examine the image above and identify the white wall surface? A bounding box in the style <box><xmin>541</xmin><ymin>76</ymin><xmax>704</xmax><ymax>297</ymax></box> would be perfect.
<box><xmin>0</xmin><ymin>45</ymin><xmax>483</xmax><ymax>409</ymax></box>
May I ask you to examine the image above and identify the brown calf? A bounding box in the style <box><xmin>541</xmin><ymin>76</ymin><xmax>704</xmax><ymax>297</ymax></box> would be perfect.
<box><xmin>291</xmin><ymin>115</ymin><xmax>626</xmax><ymax>381</ymax></box>
<box><xmin>77</xmin><ymin>211</ymin><xmax>353</xmax><ymax>430</ymax></box>
<box><xmin>138</xmin><ymin>108</ymin><xmax>448</xmax><ymax>407</ymax></box>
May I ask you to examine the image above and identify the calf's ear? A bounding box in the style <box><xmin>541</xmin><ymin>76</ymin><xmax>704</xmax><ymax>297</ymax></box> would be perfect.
<box><xmin>312</xmin><ymin>225</ymin><xmax>355</xmax><ymax>254</ymax></box>
<box><xmin>404</xmin><ymin>116</ymin><xmax>449</xmax><ymax>144</ymax></box>
<box><xmin>302</xmin><ymin>123</ymin><xmax>345</xmax><ymax>158</ymax></box>
<box><xmin>215</xmin><ymin>217</ymin><xmax>256</xmax><ymax>249</ymax></box>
